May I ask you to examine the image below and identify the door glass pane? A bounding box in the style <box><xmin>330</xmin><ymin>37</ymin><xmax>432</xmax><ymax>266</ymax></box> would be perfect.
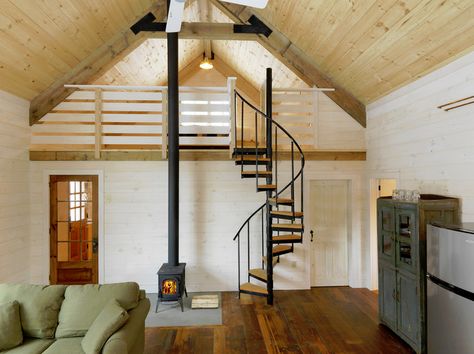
<box><xmin>57</xmin><ymin>182</ymin><xmax>69</xmax><ymax>201</ymax></box>
<box><xmin>398</xmin><ymin>214</ymin><xmax>412</xmax><ymax>238</ymax></box>
<box><xmin>399</xmin><ymin>241</ymin><xmax>412</xmax><ymax>265</ymax></box>
<box><xmin>382</xmin><ymin>232</ymin><xmax>393</xmax><ymax>256</ymax></box>
<box><xmin>58</xmin><ymin>222</ymin><xmax>69</xmax><ymax>242</ymax></box>
<box><xmin>85</xmin><ymin>202</ymin><xmax>93</xmax><ymax>222</ymax></box>
<box><xmin>58</xmin><ymin>242</ymin><xmax>68</xmax><ymax>261</ymax></box>
<box><xmin>57</xmin><ymin>202</ymin><xmax>69</xmax><ymax>222</ymax></box>
<box><xmin>85</xmin><ymin>223</ymin><xmax>93</xmax><ymax>242</ymax></box>
<box><xmin>82</xmin><ymin>242</ymin><xmax>92</xmax><ymax>261</ymax></box>
<box><xmin>82</xmin><ymin>182</ymin><xmax>92</xmax><ymax>201</ymax></box>
<box><xmin>69</xmin><ymin>242</ymin><xmax>81</xmax><ymax>261</ymax></box>
<box><xmin>381</xmin><ymin>209</ymin><xmax>393</xmax><ymax>231</ymax></box>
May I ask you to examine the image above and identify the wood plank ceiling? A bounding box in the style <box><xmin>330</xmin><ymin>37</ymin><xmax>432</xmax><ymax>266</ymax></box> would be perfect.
<box><xmin>0</xmin><ymin>0</ymin><xmax>473</xmax><ymax>105</ymax></box>
<box><xmin>252</xmin><ymin>0</ymin><xmax>474</xmax><ymax>103</ymax></box>
<box><xmin>0</xmin><ymin>0</ymin><xmax>159</xmax><ymax>100</ymax></box>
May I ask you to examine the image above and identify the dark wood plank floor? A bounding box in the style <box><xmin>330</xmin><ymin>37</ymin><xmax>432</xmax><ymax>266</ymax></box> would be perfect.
<box><xmin>144</xmin><ymin>287</ymin><xmax>415</xmax><ymax>354</ymax></box>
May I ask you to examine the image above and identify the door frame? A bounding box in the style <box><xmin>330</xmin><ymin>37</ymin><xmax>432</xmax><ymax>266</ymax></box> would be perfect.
<box><xmin>308</xmin><ymin>179</ymin><xmax>351</xmax><ymax>287</ymax></box>
<box><xmin>42</xmin><ymin>170</ymin><xmax>104</xmax><ymax>284</ymax></box>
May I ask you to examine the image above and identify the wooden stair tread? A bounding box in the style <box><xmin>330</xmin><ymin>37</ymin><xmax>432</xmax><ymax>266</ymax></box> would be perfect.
<box><xmin>240</xmin><ymin>282</ymin><xmax>268</xmax><ymax>295</ymax></box>
<box><xmin>237</xmin><ymin>156</ymin><xmax>270</xmax><ymax>162</ymax></box>
<box><xmin>272</xmin><ymin>223</ymin><xmax>304</xmax><ymax>230</ymax></box>
<box><xmin>270</xmin><ymin>211</ymin><xmax>304</xmax><ymax>217</ymax></box>
<box><xmin>273</xmin><ymin>245</ymin><xmax>292</xmax><ymax>255</ymax></box>
<box><xmin>269</xmin><ymin>197</ymin><xmax>294</xmax><ymax>205</ymax></box>
<box><xmin>242</xmin><ymin>171</ymin><xmax>272</xmax><ymax>175</ymax></box>
<box><xmin>272</xmin><ymin>234</ymin><xmax>303</xmax><ymax>242</ymax></box>
<box><xmin>249</xmin><ymin>268</ymin><xmax>267</xmax><ymax>281</ymax></box>
<box><xmin>258</xmin><ymin>184</ymin><xmax>277</xmax><ymax>189</ymax></box>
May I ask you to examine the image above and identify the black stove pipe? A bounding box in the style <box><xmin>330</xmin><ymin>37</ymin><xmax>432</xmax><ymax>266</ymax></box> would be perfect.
<box><xmin>167</xmin><ymin>11</ymin><xmax>179</xmax><ymax>266</ymax></box>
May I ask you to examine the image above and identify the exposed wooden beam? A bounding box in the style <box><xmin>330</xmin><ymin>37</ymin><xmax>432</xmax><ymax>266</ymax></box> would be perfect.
<box><xmin>29</xmin><ymin>1</ymin><xmax>168</xmax><ymax>126</ymax></box>
<box><xmin>30</xmin><ymin>149</ymin><xmax>366</xmax><ymax>161</ymax></box>
<box><xmin>144</xmin><ymin>23</ymin><xmax>259</xmax><ymax>40</ymax></box>
<box><xmin>209</xmin><ymin>1</ymin><xmax>366</xmax><ymax>127</ymax></box>
<box><xmin>178</xmin><ymin>55</ymin><xmax>205</xmax><ymax>85</ymax></box>
<box><xmin>212</xmin><ymin>55</ymin><xmax>260</xmax><ymax>105</ymax></box>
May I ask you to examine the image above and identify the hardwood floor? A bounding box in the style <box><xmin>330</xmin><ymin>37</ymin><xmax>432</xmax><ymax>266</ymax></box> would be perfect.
<box><xmin>144</xmin><ymin>287</ymin><xmax>415</xmax><ymax>354</ymax></box>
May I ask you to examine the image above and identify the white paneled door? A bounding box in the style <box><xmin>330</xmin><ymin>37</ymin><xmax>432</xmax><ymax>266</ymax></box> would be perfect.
<box><xmin>310</xmin><ymin>180</ymin><xmax>349</xmax><ymax>287</ymax></box>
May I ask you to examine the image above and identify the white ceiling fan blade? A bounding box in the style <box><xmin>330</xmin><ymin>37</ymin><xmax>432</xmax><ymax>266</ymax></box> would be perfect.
<box><xmin>166</xmin><ymin>0</ymin><xmax>186</xmax><ymax>33</ymax></box>
<box><xmin>220</xmin><ymin>0</ymin><xmax>268</xmax><ymax>9</ymax></box>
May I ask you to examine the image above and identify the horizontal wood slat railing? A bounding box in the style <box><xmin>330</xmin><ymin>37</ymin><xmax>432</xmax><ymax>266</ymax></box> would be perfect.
<box><xmin>30</xmin><ymin>82</ymin><xmax>235</xmax><ymax>158</ymax></box>
<box><xmin>30</xmin><ymin>82</ymin><xmax>365</xmax><ymax>161</ymax></box>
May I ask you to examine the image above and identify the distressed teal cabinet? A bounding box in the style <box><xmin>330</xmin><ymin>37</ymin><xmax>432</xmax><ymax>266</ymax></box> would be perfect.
<box><xmin>377</xmin><ymin>195</ymin><xmax>459</xmax><ymax>354</ymax></box>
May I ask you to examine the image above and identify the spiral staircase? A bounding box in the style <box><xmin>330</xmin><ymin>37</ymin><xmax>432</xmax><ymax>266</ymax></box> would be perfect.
<box><xmin>232</xmin><ymin>68</ymin><xmax>305</xmax><ymax>305</ymax></box>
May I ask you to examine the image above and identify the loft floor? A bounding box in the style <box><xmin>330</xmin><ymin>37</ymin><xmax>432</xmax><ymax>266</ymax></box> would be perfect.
<box><xmin>144</xmin><ymin>287</ymin><xmax>414</xmax><ymax>353</ymax></box>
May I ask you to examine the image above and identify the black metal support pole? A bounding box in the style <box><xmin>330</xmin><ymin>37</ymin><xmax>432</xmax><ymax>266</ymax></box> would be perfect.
<box><xmin>265</xmin><ymin>67</ymin><xmax>273</xmax><ymax>305</ymax></box>
<box><xmin>167</xmin><ymin>29</ymin><xmax>179</xmax><ymax>267</ymax></box>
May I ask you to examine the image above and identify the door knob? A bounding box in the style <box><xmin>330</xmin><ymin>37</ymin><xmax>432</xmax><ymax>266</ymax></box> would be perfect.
<box><xmin>310</xmin><ymin>230</ymin><xmax>314</xmax><ymax>242</ymax></box>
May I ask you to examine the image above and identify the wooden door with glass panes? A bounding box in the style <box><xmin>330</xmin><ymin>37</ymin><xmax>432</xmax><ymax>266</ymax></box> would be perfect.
<box><xmin>50</xmin><ymin>175</ymin><xmax>98</xmax><ymax>284</ymax></box>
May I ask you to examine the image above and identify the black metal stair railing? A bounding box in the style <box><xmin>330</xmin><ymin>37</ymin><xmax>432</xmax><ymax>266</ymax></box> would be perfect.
<box><xmin>232</xmin><ymin>89</ymin><xmax>305</xmax><ymax>304</ymax></box>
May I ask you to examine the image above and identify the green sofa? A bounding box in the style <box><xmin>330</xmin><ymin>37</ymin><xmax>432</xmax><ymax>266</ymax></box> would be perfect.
<box><xmin>0</xmin><ymin>282</ymin><xmax>150</xmax><ymax>354</ymax></box>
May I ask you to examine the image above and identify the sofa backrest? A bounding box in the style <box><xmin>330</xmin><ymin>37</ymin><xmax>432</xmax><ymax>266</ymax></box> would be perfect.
<box><xmin>0</xmin><ymin>284</ymin><xmax>66</xmax><ymax>339</ymax></box>
<box><xmin>55</xmin><ymin>282</ymin><xmax>140</xmax><ymax>338</ymax></box>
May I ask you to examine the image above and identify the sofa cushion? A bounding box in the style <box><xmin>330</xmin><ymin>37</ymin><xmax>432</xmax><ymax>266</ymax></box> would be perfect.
<box><xmin>42</xmin><ymin>338</ymin><xmax>84</xmax><ymax>354</ymax></box>
<box><xmin>81</xmin><ymin>299</ymin><xmax>129</xmax><ymax>354</ymax></box>
<box><xmin>1</xmin><ymin>338</ymin><xmax>54</xmax><ymax>354</ymax></box>
<box><xmin>0</xmin><ymin>284</ymin><xmax>66</xmax><ymax>339</ymax></box>
<box><xmin>0</xmin><ymin>301</ymin><xmax>23</xmax><ymax>351</ymax></box>
<box><xmin>56</xmin><ymin>283</ymin><xmax>139</xmax><ymax>338</ymax></box>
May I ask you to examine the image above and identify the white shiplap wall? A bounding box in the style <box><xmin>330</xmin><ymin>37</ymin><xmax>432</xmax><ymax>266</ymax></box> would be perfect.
<box><xmin>366</xmin><ymin>50</ymin><xmax>474</xmax><ymax>288</ymax></box>
<box><xmin>29</xmin><ymin>160</ymin><xmax>366</xmax><ymax>292</ymax></box>
<box><xmin>0</xmin><ymin>90</ymin><xmax>30</xmax><ymax>283</ymax></box>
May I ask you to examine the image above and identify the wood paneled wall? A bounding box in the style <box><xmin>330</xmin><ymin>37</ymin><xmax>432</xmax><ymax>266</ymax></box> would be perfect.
<box><xmin>367</xmin><ymin>51</ymin><xmax>474</xmax><ymax>288</ymax></box>
<box><xmin>367</xmin><ymin>50</ymin><xmax>474</xmax><ymax>219</ymax></box>
<box><xmin>29</xmin><ymin>160</ymin><xmax>367</xmax><ymax>291</ymax></box>
<box><xmin>0</xmin><ymin>91</ymin><xmax>31</xmax><ymax>282</ymax></box>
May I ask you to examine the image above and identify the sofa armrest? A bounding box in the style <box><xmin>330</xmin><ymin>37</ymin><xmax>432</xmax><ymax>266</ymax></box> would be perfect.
<box><xmin>102</xmin><ymin>297</ymin><xmax>150</xmax><ymax>354</ymax></box>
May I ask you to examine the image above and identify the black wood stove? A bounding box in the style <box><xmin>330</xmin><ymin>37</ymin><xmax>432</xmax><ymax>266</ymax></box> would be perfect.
<box><xmin>155</xmin><ymin>20</ymin><xmax>187</xmax><ymax>313</ymax></box>
<box><xmin>156</xmin><ymin>263</ymin><xmax>187</xmax><ymax>312</ymax></box>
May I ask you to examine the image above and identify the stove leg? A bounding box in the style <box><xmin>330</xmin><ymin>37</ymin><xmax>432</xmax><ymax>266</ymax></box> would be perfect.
<box><xmin>178</xmin><ymin>296</ymin><xmax>184</xmax><ymax>312</ymax></box>
<box><xmin>184</xmin><ymin>287</ymin><xmax>188</xmax><ymax>297</ymax></box>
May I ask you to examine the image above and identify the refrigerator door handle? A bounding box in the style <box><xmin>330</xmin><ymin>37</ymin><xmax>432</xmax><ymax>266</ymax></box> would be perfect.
<box><xmin>427</xmin><ymin>273</ymin><xmax>474</xmax><ymax>302</ymax></box>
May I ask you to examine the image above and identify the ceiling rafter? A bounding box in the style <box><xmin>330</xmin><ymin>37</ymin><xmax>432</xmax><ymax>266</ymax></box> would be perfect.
<box><xmin>209</xmin><ymin>0</ymin><xmax>366</xmax><ymax>127</ymax></box>
<box><xmin>29</xmin><ymin>0</ymin><xmax>169</xmax><ymax>126</ymax></box>
<box><xmin>212</xmin><ymin>55</ymin><xmax>260</xmax><ymax>104</ymax></box>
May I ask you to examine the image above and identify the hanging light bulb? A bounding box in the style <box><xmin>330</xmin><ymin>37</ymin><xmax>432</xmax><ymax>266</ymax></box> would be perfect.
<box><xmin>199</xmin><ymin>56</ymin><xmax>213</xmax><ymax>70</ymax></box>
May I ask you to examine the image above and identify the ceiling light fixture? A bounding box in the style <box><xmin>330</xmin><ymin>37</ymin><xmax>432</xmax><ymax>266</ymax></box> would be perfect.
<box><xmin>199</xmin><ymin>56</ymin><xmax>213</xmax><ymax>70</ymax></box>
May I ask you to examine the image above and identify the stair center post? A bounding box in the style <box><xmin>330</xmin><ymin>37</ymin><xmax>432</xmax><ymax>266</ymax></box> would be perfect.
<box><xmin>265</xmin><ymin>67</ymin><xmax>273</xmax><ymax>305</ymax></box>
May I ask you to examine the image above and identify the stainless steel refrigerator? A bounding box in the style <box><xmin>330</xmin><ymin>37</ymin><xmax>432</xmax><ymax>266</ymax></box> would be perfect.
<box><xmin>427</xmin><ymin>223</ymin><xmax>474</xmax><ymax>354</ymax></box>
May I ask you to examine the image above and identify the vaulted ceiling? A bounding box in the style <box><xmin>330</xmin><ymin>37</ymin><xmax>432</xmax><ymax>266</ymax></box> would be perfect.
<box><xmin>94</xmin><ymin>1</ymin><xmax>306</xmax><ymax>89</ymax></box>
<box><xmin>1</xmin><ymin>0</ymin><xmax>473</xmax><ymax>117</ymax></box>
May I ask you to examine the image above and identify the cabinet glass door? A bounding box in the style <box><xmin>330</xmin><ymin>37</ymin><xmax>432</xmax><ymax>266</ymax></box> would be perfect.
<box><xmin>378</xmin><ymin>205</ymin><xmax>395</xmax><ymax>262</ymax></box>
<box><xmin>396</xmin><ymin>207</ymin><xmax>417</xmax><ymax>272</ymax></box>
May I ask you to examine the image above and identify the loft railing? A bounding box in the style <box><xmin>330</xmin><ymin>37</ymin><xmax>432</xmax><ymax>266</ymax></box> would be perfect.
<box><xmin>30</xmin><ymin>81</ymin><xmax>236</xmax><ymax>158</ymax></box>
<box><xmin>232</xmin><ymin>90</ymin><xmax>305</xmax><ymax>297</ymax></box>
